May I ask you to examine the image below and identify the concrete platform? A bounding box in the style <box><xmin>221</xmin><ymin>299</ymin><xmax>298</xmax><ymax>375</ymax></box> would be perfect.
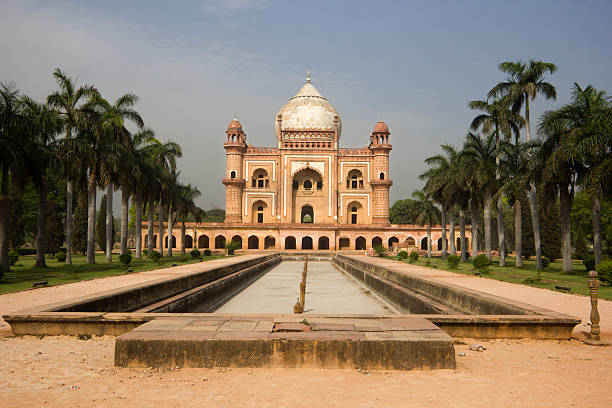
<box><xmin>114</xmin><ymin>316</ymin><xmax>455</xmax><ymax>370</ymax></box>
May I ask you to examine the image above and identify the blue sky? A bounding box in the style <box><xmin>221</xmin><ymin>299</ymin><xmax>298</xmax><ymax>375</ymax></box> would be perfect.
<box><xmin>2</xmin><ymin>0</ymin><xmax>611</xmax><ymax>209</ymax></box>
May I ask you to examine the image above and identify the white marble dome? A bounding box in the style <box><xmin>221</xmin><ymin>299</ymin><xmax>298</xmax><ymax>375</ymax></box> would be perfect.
<box><xmin>275</xmin><ymin>72</ymin><xmax>342</xmax><ymax>138</ymax></box>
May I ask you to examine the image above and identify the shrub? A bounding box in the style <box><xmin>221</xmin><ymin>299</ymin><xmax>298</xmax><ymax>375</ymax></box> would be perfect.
<box><xmin>473</xmin><ymin>254</ymin><xmax>490</xmax><ymax>273</ymax></box>
<box><xmin>16</xmin><ymin>247</ymin><xmax>36</xmax><ymax>256</ymax></box>
<box><xmin>149</xmin><ymin>250</ymin><xmax>162</xmax><ymax>264</ymax></box>
<box><xmin>373</xmin><ymin>245</ymin><xmax>387</xmax><ymax>257</ymax></box>
<box><xmin>54</xmin><ymin>251</ymin><xmax>66</xmax><ymax>262</ymax></box>
<box><xmin>541</xmin><ymin>256</ymin><xmax>551</xmax><ymax>268</ymax></box>
<box><xmin>226</xmin><ymin>241</ymin><xmax>240</xmax><ymax>255</ymax></box>
<box><xmin>583</xmin><ymin>255</ymin><xmax>596</xmax><ymax>272</ymax></box>
<box><xmin>190</xmin><ymin>249</ymin><xmax>201</xmax><ymax>259</ymax></box>
<box><xmin>596</xmin><ymin>260</ymin><xmax>612</xmax><ymax>285</ymax></box>
<box><xmin>409</xmin><ymin>251</ymin><xmax>419</xmax><ymax>263</ymax></box>
<box><xmin>398</xmin><ymin>250</ymin><xmax>408</xmax><ymax>260</ymax></box>
<box><xmin>119</xmin><ymin>252</ymin><xmax>132</xmax><ymax>267</ymax></box>
<box><xmin>464</xmin><ymin>251</ymin><xmax>470</xmax><ymax>260</ymax></box>
<box><xmin>8</xmin><ymin>250</ymin><xmax>19</xmax><ymax>266</ymax></box>
<box><xmin>142</xmin><ymin>249</ymin><xmax>148</xmax><ymax>257</ymax></box>
<box><xmin>203</xmin><ymin>249</ymin><xmax>212</xmax><ymax>257</ymax></box>
<box><xmin>447</xmin><ymin>254</ymin><xmax>460</xmax><ymax>268</ymax></box>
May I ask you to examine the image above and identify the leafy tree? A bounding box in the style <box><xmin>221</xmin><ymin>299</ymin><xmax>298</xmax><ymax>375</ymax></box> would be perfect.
<box><xmin>202</xmin><ymin>208</ymin><xmax>224</xmax><ymax>222</ymax></box>
<box><xmin>412</xmin><ymin>189</ymin><xmax>440</xmax><ymax>258</ymax></box>
<box><xmin>72</xmin><ymin>203</ymin><xmax>88</xmax><ymax>255</ymax></box>
<box><xmin>389</xmin><ymin>199</ymin><xmax>420</xmax><ymax>224</ymax></box>
<box><xmin>95</xmin><ymin>195</ymin><xmax>116</xmax><ymax>251</ymax></box>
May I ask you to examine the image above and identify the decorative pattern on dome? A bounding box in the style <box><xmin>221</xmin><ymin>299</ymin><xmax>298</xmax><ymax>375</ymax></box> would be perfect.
<box><xmin>275</xmin><ymin>73</ymin><xmax>342</xmax><ymax>138</ymax></box>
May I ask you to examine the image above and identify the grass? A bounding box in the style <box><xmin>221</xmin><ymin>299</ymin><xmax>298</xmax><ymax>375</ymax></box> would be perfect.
<box><xmin>389</xmin><ymin>255</ymin><xmax>612</xmax><ymax>300</ymax></box>
<box><xmin>0</xmin><ymin>252</ymin><xmax>230</xmax><ymax>295</ymax></box>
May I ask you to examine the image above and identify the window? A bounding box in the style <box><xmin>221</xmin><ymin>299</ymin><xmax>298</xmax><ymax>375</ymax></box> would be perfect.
<box><xmin>257</xmin><ymin>174</ymin><xmax>264</xmax><ymax>188</ymax></box>
<box><xmin>230</xmin><ymin>171</ymin><xmax>236</xmax><ymax>179</ymax></box>
<box><xmin>350</xmin><ymin>206</ymin><xmax>358</xmax><ymax>224</ymax></box>
<box><xmin>303</xmin><ymin>180</ymin><xmax>312</xmax><ymax>190</ymax></box>
<box><xmin>347</xmin><ymin>169</ymin><xmax>364</xmax><ymax>189</ymax></box>
<box><xmin>316</xmin><ymin>181</ymin><xmax>322</xmax><ymax>190</ymax></box>
<box><xmin>257</xmin><ymin>205</ymin><xmax>264</xmax><ymax>223</ymax></box>
<box><xmin>252</xmin><ymin>169</ymin><xmax>269</xmax><ymax>189</ymax></box>
<box><xmin>379</xmin><ymin>172</ymin><xmax>385</xmax><ymax>180</ymax></box>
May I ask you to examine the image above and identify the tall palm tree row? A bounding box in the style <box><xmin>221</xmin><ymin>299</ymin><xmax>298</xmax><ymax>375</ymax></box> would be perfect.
<box><xmin>421</xmin><ymin>59</ymin><xmax>611</xmax><ymax>270</ymax></box>
<box><xmin>0</xmin><ymin>69</ymin><xmax>202</xmax><ymax>270</ymax></box>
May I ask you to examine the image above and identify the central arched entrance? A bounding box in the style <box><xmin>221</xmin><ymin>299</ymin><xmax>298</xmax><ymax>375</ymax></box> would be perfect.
<box><xmin>301</xmin><ymin>205</ymin><xmax>314</xmax><ymax>223</ymax></box>
<box><xmin>302</xmin><ymin>236</ymin><xmax>313</xmax><ymax>250</ymax></box>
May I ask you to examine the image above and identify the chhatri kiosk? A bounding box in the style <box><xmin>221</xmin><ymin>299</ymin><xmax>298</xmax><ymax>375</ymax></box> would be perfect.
<box><xmin>144</xmin><ymin>72</ymin><xmax>468</xmax><ymax>252</ymax></box>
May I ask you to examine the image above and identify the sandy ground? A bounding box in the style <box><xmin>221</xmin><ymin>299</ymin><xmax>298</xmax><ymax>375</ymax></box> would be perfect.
<box><xmin>1</xmin><ymin>254</ymin><xmax>611</xmax><ymax>407</ymax></box>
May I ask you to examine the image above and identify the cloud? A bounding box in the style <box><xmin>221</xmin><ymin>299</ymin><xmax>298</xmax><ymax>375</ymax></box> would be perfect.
<box><xmin>200</xmin><ymin>0</ymin><xmax>268</xmax><ymax>13</ymax></box>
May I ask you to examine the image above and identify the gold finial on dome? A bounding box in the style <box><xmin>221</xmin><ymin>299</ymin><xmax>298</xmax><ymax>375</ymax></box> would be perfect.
<box><xmin>306</xmin><ymin>67</ymin><xmax>311</xmax><ymax>83</ymax></box>
<box><xmin>233</xmin><ymin>113</ymin><xmax>237</xmax><ymax>120</ymax></box>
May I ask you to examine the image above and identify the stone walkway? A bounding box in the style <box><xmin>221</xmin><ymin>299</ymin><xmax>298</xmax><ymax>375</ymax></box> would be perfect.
<box><xmin>351</xmin><ymin>255</ymin><xmax>612</xmax><ymax>338</ymax></box>
<box><xmin>0</xmin><ymin>254</ymin><xmax>265</xmax><ymax>335</ymax></box>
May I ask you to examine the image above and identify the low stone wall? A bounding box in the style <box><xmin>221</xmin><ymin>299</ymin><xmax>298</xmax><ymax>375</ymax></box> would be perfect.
<box><xmin>334</xmin><ymin>255</ymin><xmax>533</xmax><ymax>315</ymax></box>
<box><xmin>333</xmin><ymin>254</ymin><xmax>580</xmax><ymax>339</ymax></box>
<box><xmin>138</xmin><ymin>256</ymin><xmax>281</xmax><ymax>313</ymax></box>
<box><xmin>49</xmin><ymin>254</ymin><xmax>280</xmax><ymax>313</ymax></box>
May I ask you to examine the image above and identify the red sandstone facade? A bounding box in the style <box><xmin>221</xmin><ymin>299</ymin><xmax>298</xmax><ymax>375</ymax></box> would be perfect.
<box><xmin>142</xmin><ymin>72</ymin><xmax>471</xmax><ymax>252</ymax></box>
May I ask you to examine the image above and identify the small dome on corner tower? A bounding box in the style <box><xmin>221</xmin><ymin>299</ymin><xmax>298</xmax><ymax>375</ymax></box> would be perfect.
<box><xmin>227</xmin><ymin>113</ymin><xmax>243</xmax><ymax>132</ymax></box>
<box><xmin>373</xmin><ymin>121</ymin><xmax>389</xmax><ymax>133</ymax></box>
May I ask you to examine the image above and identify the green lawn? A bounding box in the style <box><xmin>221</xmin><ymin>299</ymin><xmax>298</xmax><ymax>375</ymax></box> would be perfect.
<box><xmin>387</xmin><ymin>254</ymin><xmax>612</xmax><ymax>300</ymax></box>
<box><xmin>0</xmin><ymin>252</ymin><xmax>230</xmax><ymax>295</ymax></box>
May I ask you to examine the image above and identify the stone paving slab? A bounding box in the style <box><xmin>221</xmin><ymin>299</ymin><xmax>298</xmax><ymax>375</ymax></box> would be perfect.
<box><xmin>114</xmin><ymin>316</ymin><xmax>456</xmax><ymax>370</ymax></box>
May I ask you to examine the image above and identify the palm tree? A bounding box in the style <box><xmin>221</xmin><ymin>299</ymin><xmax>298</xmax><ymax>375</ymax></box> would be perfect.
<box><xmin>22</xmin><ymin>98</ymin><xmax>63</xmax><ymax>267</ymax></box>
<box><xmin>420</xmin><ymin>145</ymin><xmax>460</xmax><ymax>259</ymax></box>
<box><xmin>566</xmin><ymin>83</ymin><xmax>611</xmax><ymax>266</ymax></box>
<box><xmin>94</xmin><ymin>94</ymin><xmax>144</xmax><ymax>262</ymax></box>
<box><xmin>461</xmin><ymin>132</ymin><xmax>497</xmax><ymax>261</ymax></box>
<box><xmin>150</xmin><ymin>140</ymin><xmax>182</xmax><ymax>257</ymax></box>
<box><xmin>498</xmin><ymin>141</ymin><xmax>530</xmax><ymax>267</ymax></box>
<box><xmin>469</xmin><ymin>96</ymin><xmax>524</xmax><ymax>265</ymax></box>
<box><xmin>0</xmin><ymin>82</ymin><xmax>29</xmax><ymax>274</ymax></box>
<box><xmin>536</xmin><ymin>112</ymin><xmax>584</xmax><ymax>273</ymax></box>
<box><xmin>47</xmin><ymin>69</ymin><xmax>98</xmax><ymax>265</ymax></box>
<box><xmin>489</xmin><ymin>59</ymin><xmax>558</xmax><ymax>270</ymax></box>
<box><xmin>129</xmin><ymin>129</ymin><xmax>158</xmax><ymax>259</ymax></box>
<box><xmin>412</xmin><ymin>189</ymin><xmax>440</xmax><ymax>258</ymax></box>
<box><xmin>175</xmin><ymin>183</ymin><xmax>202</xmax><ymax>254</ymax></box>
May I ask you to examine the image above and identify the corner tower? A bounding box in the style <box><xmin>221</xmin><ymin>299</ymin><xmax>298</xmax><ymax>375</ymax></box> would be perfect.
<box><xmin>223</xmin><ymin>114</ymin><xmax>246</xmax><ymax>223</ymax></box>
<box><xmin>369</xmin><ymin>121</ymin><xmax>392</xmax><ymax>225</ymax></box>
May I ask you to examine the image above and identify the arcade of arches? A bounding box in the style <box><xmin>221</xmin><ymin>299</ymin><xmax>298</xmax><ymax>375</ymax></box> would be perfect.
<box><xmin>141</xmin><ymin>225</ymin><xmax>471</xmax><ymax>252</ymax></box>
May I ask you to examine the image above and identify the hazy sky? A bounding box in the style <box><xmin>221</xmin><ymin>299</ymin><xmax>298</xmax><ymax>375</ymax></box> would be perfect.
<box><xmin>2</xmin><ymin>0</ymin><xmax>611</xmax><ymax>210</ymax></box>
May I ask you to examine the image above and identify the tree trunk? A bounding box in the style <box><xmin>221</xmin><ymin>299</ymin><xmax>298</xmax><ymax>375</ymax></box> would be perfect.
<box><xmin>559</xmin><ymin>180</ymin><xmax>572</xmax><ymax>273</ymax></box>
<box><xmin>441</xmin><ymin>206</ymin><xmax>447</xmax><ymax>259</ymax></box>
<box><xmin>147</xmin><ymin>196</ymin><xmax>154</xmax><ymax>254</ymax></box>
<box><xmin>514</xmin><ymin>199</ymin><xmax>522</xmax><ymax>267</ymax></box>
<box><xmin>105</xmin><ymin>184</ymin><xmax>113</xmax><ymax>263</ymax></box>
<box><xmin>426</xmin><ymin>221</ymin><xmax>431</xmax><ymax>258</ymax></box>
<box><xmin>497</xmin><ymin>198</ymin><xmax>506</xmax><ymax>266</ymax></box>
<box><xmin>484</xmin><ymin>194</ymin><xmax>492</xmax><ymax>260</ymax></box>
<box><xmin>120</xmin><ymin>188</ymin><xmax>129</xmax><ymax>255</ymax></box>
<box><xmin>181</xmin><ymin>219</ymin><xmax>186</xmax><ymax>255</ymax></box>
<box><xmin>0</xmin><ymin>193</ymin><xmax>10</xmax><ymax>275</ymax></box>
<box><xmin>592</xmin><ymin>194</ymin><xmax>602</xmax><ymax>266</ymax></box>
<box><xmin>158</xmin><ymin>197</ymin><xmax>164</xmax><ymax>256</ymax></box>
<box><xmin>449</xmin><ymin>206</ymin><xmax>456</xmax><ymax>255</ymax></box>
<box><xmin>167</xmin><ymin>207</ymin><xmax>173</xmax><ymax>257</ymax></box>
<box><xmin>86</xmin><ymin>178</ymin><xmax>96</xmax><ymax>264</ymax></box>
<box><xmin>135</xmin><ymin>195</ymin><xmax>142</xmax><ymax>259</ymax></box>
<box><xmin>528</xmin><ymin>184</ymin><xmax>542</xmax><ymax>269</ymax></box>
<box><xmin>35</xmin><ymin>177</ymin><xmax>47</xmax><ymax>268</ymax></box>
<box><xmin>65</xmin><ymin>180</ymin><xmax>73</xmax><ymax>265</ymax></box>
<box><xmin>471</xmin><ymin>199</ymin><xmax>478</xmax><ymax>257</ymax></box>
<box><xmin>524</xmin><ymin>96</ymin><xmax>542</xmax><ymax>270</ymax></box>
<box><xmin>459</xmin><ymin>208</ymin><xmax>466</xmax><ymax>262</ymax></box>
